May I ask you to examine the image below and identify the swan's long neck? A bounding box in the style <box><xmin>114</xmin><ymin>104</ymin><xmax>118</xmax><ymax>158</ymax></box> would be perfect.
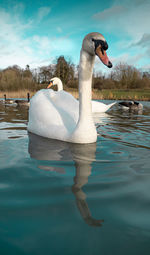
<box><xmin>78</xmin><ymin>50</ymin><xmax>94</xmax><ymax>122</ymax></box>
<box><xmin>56</xmin><ymin>80</ymin><xmax>63</xmax><ymax>91</ymax></box>
<box><xmin>71</xmin><ymin>49</ymin><xmax>97</xmax><ymax>143</ymax></box>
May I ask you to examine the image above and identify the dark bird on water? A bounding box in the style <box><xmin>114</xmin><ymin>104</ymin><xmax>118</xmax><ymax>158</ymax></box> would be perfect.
<box><xmin>15</xmin><ymin>93</ymin><xmax>30</xmax><ymax>106</ymax></box>
<box><xmin>118</xmin><ymin>101</ymin><xmax>143</xmax><ymax>111</ymax></box>
<box><xmin>3</xmin><ymin>94</ymin><xmax>14</xmax><ymax>104</ymax></box>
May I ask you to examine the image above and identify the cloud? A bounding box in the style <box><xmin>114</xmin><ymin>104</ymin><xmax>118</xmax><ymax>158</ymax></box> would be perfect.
<box><xmin>37</xmin><ymin>7</ymin><xmax>51</xmax><ymax>22</ymax></box>
<box><xmin>0</xmin><ymin>5</ymin><xmax>75</xmax><ymax>69</ymax></box>
<box><xmin>94</xmin><ymin>50</ymin><xmax>147</xmax><ymax>75</ymax></box>
<box><xmin>93</xmin><ymin>1</ymin><xmax>150</xmax><ymax>40</ymax></box>
<box><xmin>32</xmin><ymin>35</ymin><xmax>74</xmax><ymax>53</ymax></box>
<box><xmin>93</xmin><ymin>5</ymin><xmax>126</xmax><ymax>20</ymax></box>
<box><xmin>114</xmin><ymin>53</ymin><xmax>144</xmax><ymax>66</ymax></box>
<box><xmin>92</xmin><ymin>0</ymin><xmax>150</xmax><ymax>72</ymax></box>
<box><xmin>128</xmin><ymin>33</ymin><xmax>150</xmax><ymax>63</ymax></box>
<box><xmin>0</xmin><ymin>7</ymin><xmax>35</xmax><ymax>68</ymax></box>
<box><xmin>141</xmin><ymin>63</ymin><xmax>150</xmax><ymax>70</ymax></box>
<box><xmin>131</xmin><ymin>34</ymin><xmax>150</xmax><ymax>48</ymax></box>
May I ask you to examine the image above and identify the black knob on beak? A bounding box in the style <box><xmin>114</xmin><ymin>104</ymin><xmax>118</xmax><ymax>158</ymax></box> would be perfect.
<box><xmin>108</xmin><ymin>61</ymin><xmax>112</xmax><ymax>68</ymax></box>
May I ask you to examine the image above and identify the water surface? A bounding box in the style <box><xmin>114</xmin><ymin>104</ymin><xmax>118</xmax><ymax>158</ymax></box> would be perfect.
<box><xmin>0</xmin><ymin>100</ymin><xmax>150</xmax><ymax>255</ymax></box>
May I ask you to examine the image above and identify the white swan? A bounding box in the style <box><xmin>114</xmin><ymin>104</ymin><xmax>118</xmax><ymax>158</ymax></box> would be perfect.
<box><xmin>47</xmin><ymin>77</ymin><xmax>116</xmax><ymax>113</ymax></box>
<box><xmin>28</xmin><ymin>32</ymin><xmax>112</xmax><ymax>143</ymax></box>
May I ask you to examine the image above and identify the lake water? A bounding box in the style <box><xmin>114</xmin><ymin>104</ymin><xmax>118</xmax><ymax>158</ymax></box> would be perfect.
<box><xmin>0</xmin><ymin>100</ymin><xmax>150</xmax><ymax>255</ymax></box>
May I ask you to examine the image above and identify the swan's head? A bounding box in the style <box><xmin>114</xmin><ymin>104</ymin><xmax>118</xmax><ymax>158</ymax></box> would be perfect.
<box><xmin>82</xmin><ymin>32</ymin><xmax>112</xmax><ymax>68</ymax></box>
<box><xmin>47</xmin><ymin>77</ymin><xmax>61</xmax><ymax>89</ymax></box>
<box><xmin>47</xmin><ymin>77</ymin><xmax>63</xmax><ymax>91</ymax></box>
<box><xmin>49</xmin><ymin>77</ymin><xmax>61</xmax><ymax>86</ymax></box>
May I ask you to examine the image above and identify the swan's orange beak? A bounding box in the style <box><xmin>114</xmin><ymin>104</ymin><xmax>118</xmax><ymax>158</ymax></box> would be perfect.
<box><xmin>47</xmin><ymin>81</ymin><xmax>53</xmax><ymax>89</ymax></box>
<box><xmin>96</xmin><ymin>45</ymin><xmax>112</xmax><ymax>68</ymax></box>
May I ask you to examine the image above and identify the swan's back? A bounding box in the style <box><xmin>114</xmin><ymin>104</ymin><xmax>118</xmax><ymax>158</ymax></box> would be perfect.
<box><xmin>28</xmin><ymin>89</ymin><xmax>79</xmax><ymax>140</ymax></box>
<box><xmin>92</xmin><ymin>100</ymin><xmax>116</xmax><ymax>113</ymax></box>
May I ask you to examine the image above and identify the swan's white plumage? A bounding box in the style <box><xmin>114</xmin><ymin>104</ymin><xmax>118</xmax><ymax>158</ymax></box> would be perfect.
<box><xmin>49</xmin><ymin>77</ymin><xmax>116</xmax><ymax>113</ymax></box>
<box><xmin>28</xmin><ymin>89</ymin><xmax>79</xmax><ymax>141</ymax></box>
<box><xmin>91</xmin><ymin>100</ymin><xmax>116</xmax><ymax>113</ymax></box>
<box><xmin>28</xmin><ymin>32</ymin><xmax>112</xmax><ymax>143</ymax></box>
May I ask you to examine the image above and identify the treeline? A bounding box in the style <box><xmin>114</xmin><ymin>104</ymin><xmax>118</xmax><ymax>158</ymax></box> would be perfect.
<box><xmin>0</xmin><ymin>56</ymin><xmax>150</xmax><ymax>91</ymax></box>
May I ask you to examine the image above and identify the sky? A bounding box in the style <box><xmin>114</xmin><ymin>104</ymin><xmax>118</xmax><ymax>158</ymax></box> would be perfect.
<box><xmin>0</xmin><ymin>0</ymin><xmax>150</xmax><ymax>75</ymax></box>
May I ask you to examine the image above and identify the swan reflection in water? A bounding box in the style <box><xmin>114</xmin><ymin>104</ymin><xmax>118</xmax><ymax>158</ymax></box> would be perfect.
<box><xmin>28</xmin><ymin>132</ymin><xmax>104</xmax><ymax>227</ymax></box>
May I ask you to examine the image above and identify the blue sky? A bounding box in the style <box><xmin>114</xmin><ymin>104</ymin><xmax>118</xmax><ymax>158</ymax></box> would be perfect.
<box><xmin>0</xmin><ymin>0</ymin><xmax>150</xmax><ymax>74</ymax></box>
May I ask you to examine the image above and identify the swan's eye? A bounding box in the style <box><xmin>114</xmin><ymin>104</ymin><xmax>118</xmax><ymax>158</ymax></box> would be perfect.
<box><xmin>102</xmin><ymin>41</ymin><xmax>108</xmax><ymax>51</ymax></box>
<box><xmin>92</xmin><ymin>38</ymin><xmax>108</xmax><ymax>52</ymax></box>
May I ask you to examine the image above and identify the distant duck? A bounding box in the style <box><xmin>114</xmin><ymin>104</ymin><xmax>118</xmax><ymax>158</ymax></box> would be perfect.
<box><xmin>3</xmin><ymin>94</ymin><xmax>14</xmax><ymax>104</ymax></box>
<box><xmin>119</xmin><ymin>101</ymin><xmax>143</xmax><ymax>111</ymax></box>
<box><xmin>15</xmin><ymin>93</ymin><xmax>30</xmax><ymax>106</ymax></box>
<box><xmin>47</xmin><ymin>77</ymin><xmax>116</xmax><ymax>113</ymax></box>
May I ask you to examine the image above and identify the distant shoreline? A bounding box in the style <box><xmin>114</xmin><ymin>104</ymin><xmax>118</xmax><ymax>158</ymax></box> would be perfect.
<box><xmin>0</xmin><ymin>89</ymin><xmax>150</xmax><ymax>101</ymax></box>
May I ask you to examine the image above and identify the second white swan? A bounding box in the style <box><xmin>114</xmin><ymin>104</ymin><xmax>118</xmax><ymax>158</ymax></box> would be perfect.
<box><xmin>28</xmin><ymin>32</ymin><xmax>112</xmax><ymax>143</ymax></box>
<box><xmin>47</xmin><ymin>77</ymin><xmax>116</xmax><ymax>113</ymax></box>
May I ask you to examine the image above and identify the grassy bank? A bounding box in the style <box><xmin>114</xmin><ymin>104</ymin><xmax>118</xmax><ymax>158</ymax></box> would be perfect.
<box><xmin>91</xmin><ymin>89</ymin><xmax>150</xmax><ymax>101</ymax></box>
<box><xmin>68</xmin><ymin>89</ymin><xmax>150</xmax><ymax>101</ymax></box>
<box><xmin>1</xmin><ymin>89</ymin><xmax>150</xmax><ymax>101</ymax></box>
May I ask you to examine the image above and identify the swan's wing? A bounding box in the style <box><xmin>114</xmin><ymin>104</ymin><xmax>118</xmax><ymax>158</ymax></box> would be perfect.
<box><xmin>28</xmin><ymin>89</ymin><xmax>79</xmax><ymax>140</ymax></box>
<box><xmin>92</xmin><ymin>100</ymin><xmax>108</xmax><ymax>113</ymax></box>
<box><xmin>92</xmin><ymin>100</ymin><xmax>116</xmax><ymax>113</ymax></box>
<box><xmin>50</xmin><ymin>90</ymin><xmax>79</xmax><ymax>122</ymax></box>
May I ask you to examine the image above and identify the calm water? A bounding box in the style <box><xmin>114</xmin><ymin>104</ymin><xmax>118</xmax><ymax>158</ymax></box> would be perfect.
<box><xmin>0</xmin><ymin>100</ymin><xmax>150</xmax><ymax>255</ymax></box>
